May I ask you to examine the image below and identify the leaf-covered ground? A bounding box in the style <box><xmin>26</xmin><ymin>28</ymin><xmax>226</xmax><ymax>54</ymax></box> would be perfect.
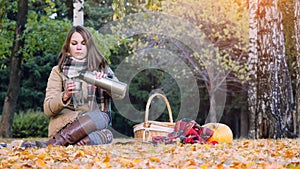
<box><xmin>0</xmin><ymin>138</ymin><xmax>299</xmax><ymax>169</ymax></box>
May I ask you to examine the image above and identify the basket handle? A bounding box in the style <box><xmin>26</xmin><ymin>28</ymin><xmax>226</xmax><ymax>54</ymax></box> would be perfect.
<box><xmin>145</xmin><ymin>93</ymin><xmax>174</xmax><ymax>123</ymax></box>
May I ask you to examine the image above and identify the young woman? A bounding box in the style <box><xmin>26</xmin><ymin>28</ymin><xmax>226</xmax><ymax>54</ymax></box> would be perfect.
<box><xmin>25</xmin><ymin>25</ymin><xmax>118</xmax><ymax>147</ymax></box>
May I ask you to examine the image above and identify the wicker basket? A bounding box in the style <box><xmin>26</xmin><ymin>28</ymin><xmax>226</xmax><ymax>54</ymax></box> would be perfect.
<box><xmin>133</xmin><ymin>93</ymin><xmax>175</xmax><ymax>142</ymax></box>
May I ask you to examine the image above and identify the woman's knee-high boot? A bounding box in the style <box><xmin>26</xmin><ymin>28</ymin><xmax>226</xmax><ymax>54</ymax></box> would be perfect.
<box><xmin>36</xmin><ymin>110</ymin><xmax>109</xmax><ymax>148</ymax></box>
<box><xmin>36</xmin><ymin>114</ymin><xmax>96</xmax><ymax>147</ymax></box>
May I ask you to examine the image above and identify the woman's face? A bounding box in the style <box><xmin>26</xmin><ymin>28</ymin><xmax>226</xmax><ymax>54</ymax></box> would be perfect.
<box><xmin>69</xmin><ymin>32</ymin><xmax>87</xmax><ymax>59</ymax></box>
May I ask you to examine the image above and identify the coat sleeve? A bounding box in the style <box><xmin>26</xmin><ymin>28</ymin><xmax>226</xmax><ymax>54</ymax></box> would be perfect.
<box><xmin>43</xmin><ymin>66</ymin><xmax>71</xmax><ymax>117</ymax></box>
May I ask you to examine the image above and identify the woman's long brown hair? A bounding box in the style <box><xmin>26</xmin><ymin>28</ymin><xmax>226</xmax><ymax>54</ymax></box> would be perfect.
<box><xmin>57</xmin><ymin>25</ymin><xmax>108</xmax><ymax>72</ymax></box>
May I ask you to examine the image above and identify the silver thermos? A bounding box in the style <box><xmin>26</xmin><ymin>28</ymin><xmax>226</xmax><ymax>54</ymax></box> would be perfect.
<box><xmin>78</xmin><ymin>71</ymin><xmax>127</xmax><ymax>98</ymax></box>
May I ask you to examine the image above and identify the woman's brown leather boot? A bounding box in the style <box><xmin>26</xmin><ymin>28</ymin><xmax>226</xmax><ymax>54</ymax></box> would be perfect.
<box><xmin>36</xmin><ymin>114</ymin><xmax>96</xmax><ymax>148</ymax></box>
<box><xmin>75</xmin><ymin>136</ymin><xmax>91</xmax><ymax>146</ymax></box>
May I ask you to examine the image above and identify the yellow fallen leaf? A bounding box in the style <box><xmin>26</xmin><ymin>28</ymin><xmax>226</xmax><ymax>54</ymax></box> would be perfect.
<box><xmin>246</xmin><ymin>161</ymin><xmax>255</xmax><ymax>167</ymax></box>
<box><xmin>217</xmin><ymin>164</ymin><xmax>224</xmax><ymax>169</ymax></box>
<box><xmin>200</xmin><ymin>164</ymin><xmax>208</xmax><ymax>169</ymax></box>
<box><xmin>186</xmin><ymin>159</ymin><xmax>197</xmax><ymax>166</ymax></box>
<box><xmin>1</xmin><ymin>160</ymin><xmax>10</xmax><ymax>168</ymax></box>
<box><xmin>84</xmin><ymin>150</ymin><xmax>93</xmax><ymax>156</ymax></box>
<box><xmin>103</xmin><ymin>162</ymin><xmax>111</xmax><ymax>168</ymax></box>
<box><xmin>94</xmin><ymin>156</ymin><xmax>100</xmax><ymax>163</ymax></box>
<box><xmin>75</xmin><ymin>150</ymin><xmax>84</xmax><ymax>158</ymax></box>
<box><xmin>103</xmin><ymin>156</ymin><xmax>110</xmax><ymax>163</ymax></box>
<box><xmin>37</xmin><ymin>153</ymin><xmax>46</xmax><ymax>159</ymax></box>
<box><xmin>27</xmin><ymin>154</ymin><xmax>35</xmax><ymax>160</ymax></box>
<box><xmin>190</xmin><ymin>145</ymin><xmax>197</xmax><ymax>151</ymax></box>
<box><xmin>116</xmin><ymin>157</ymin><xmax>134</xmax><ymax>168</ymax></box>
<box><xmin>12</xmin><ymin>161</ymin><xmax>23</xmax><ymax>168</ymax></box>
<box><xmin>36</xmin><ymin>158</ymin><xmax>46</xmax><ymax>168</ymax></box>
<box><xmin>204</xmin><ymin>144</ymin><xmax>211</xmax><ymax>150</ymax></box>
<box><xmin>133</xmin><ymin>158</ymin><xmax>141</xmax><ymax>164</ymax></box>
<box><xmin>22</xmin><ymin>150</ymin><xmax>30</xmax><ymax>155</ymax></box>
<box><xmin>149</xmin><ymin>157</ymin><xmax>160</xmax><ymax>162</ymax></box>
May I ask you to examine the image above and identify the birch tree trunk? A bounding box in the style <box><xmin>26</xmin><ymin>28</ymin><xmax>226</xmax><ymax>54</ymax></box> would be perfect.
<box><xmin>294</xmin><ymin>0</ymin><xmax>300</xmax><ymax>137</ymax></box>
<box><xmin>248</xmin><ymin>0</ymin><xmax>294</xmax><ymax>139</ymax></box>
<box><xmin>248</xmin><ymin>0</ymin><xmax>259</xmax><ymax>139</ymax></box>
<box><xmin>73</xmin><ymin>0</ymin><xmax>84</xmax><ymax>26</ymax></box>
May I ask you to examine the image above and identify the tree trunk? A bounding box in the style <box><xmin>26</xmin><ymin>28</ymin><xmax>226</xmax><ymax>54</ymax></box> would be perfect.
<box><xmin>248</xmin><ymin>0</ymin><xmax>259</xmax><ymax>139</ymax></box>
<box><xmin>294</xmin><ymin>0</ymin><xmax>300</xmax><ymax>137</ymax></box>
<box><xmin>66</xmin><ymin>0</ymin><xmax>73</xmax><ymax>21</ymax></box>
<box><xmin>73</xmin><ymin>0</ymin><xmax>84</xmax><ymax>26</ymax></box>
<box><xmin>0</xmin><ymin>0</ymin><xmax>28</xmax><ymax>138</ymax></box>
<box><xmin>207</xmin><ymin>90</ymin><xmax>217</xmax><ymax>123</ymax></box>
<box><xmin>256</xmin><ymin>0</ymin><xmax>294</xmax><ymax>138</ymax></box>
<box><xmin>204</xmin><ymin>60</ymin><xmax>227</xmax><ymax>124</ymax></box>
<box><xmin>240</xmin><ymin>107</ymin><xmax>249</xmax><ymax>138</ymax></box>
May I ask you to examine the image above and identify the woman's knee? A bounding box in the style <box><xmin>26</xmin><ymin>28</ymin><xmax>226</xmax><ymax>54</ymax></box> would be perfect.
<box><xmin>86</xmin><ymin>110</ymin><xmax>109</xmax><ymax>130</ymax></box>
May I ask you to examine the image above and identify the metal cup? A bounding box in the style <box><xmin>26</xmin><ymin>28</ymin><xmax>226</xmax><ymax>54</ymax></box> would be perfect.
<box><xmin>72</xmin><ymin>80</ymin><xmax>84</xmax><ymax>108</ymax></box>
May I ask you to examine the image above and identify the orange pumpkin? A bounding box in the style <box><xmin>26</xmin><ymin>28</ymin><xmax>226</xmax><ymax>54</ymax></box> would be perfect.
<box><xmin>202</xmin><ymin>123</ymin><xmax>233</xmax><ymax>144</ymax></box>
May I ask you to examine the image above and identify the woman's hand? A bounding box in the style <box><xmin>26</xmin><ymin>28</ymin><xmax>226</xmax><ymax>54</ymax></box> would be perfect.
<box><xmin>63</xmin><ymin>80</ymin><xmax>76</xmax><ymax>102</ymax></box>
<box><xmin>93</xmin><ymin>70</ymin><xmax>107</xmax><ymax>79</ymax></box>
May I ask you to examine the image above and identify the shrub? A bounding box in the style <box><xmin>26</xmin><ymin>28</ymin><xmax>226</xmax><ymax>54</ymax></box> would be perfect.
<box><xmin>12</xmin><ymin>110</ymin><xmax>49</xmax><ymax>138</ymax></box>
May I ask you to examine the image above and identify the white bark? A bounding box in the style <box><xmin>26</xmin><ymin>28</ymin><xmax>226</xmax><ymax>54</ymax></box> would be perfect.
<box><xmin>248</xmin><ymin>0</ymin><xmax>258</xmax><ymax>139</ymax></box>
<box><xmin>255</xmin><ymin>0</ymin><xmax>294</xmax><ymax>138</ymax></box>
<box><xmin>249</xmin><ymin>0</ymin><xmax>294</xmax><ymax>138</ymax></box>
<box><xmin>73</xmin><ymin>0</ymin><xmax>84</xmax><ymax>26</ymax></box>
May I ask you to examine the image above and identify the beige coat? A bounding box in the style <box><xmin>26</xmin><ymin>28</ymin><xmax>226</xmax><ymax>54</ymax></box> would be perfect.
<box><xmin>44</xmin><ymin>66</ymin><xmax>91</xmax><ymax>138</ymax></box>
